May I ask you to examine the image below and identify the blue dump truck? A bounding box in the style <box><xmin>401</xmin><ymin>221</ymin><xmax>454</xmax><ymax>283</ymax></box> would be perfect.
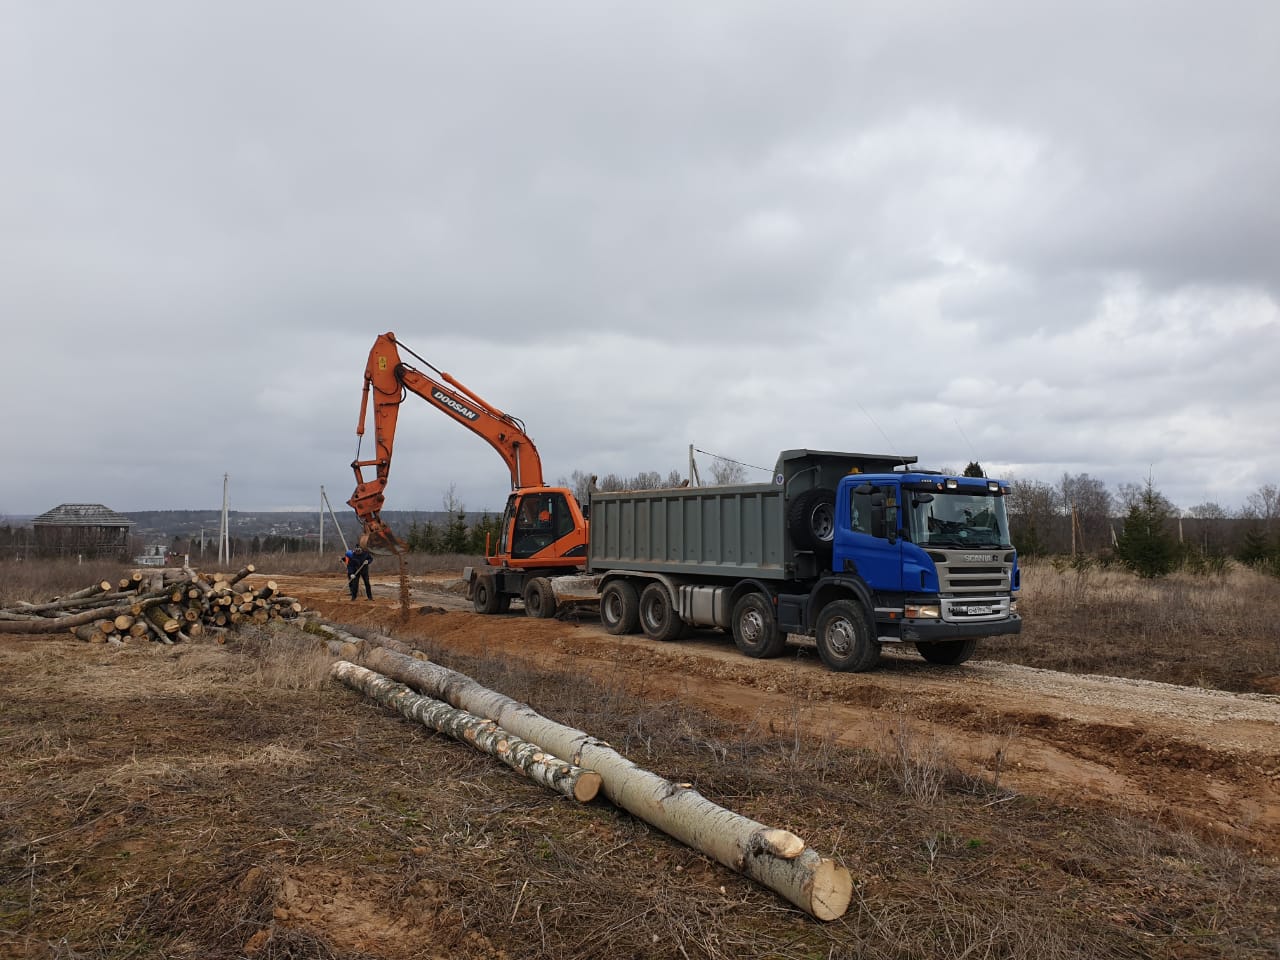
<box><xmin>561</xmin><ymin>449</ymin><xmax>1021</xmax><ymax>672</ymax></box>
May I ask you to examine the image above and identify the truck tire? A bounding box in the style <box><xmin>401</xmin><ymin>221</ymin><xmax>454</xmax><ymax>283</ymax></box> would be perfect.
<box><xmin>916</xmin><ymin>638</ymin><xmax>978</xmax><ymax>665</ymax></box>
<box><xmin>815</xmin><ymin>599</ymin><xmax>880</xmax><ymax>672</ymax></box>
<box><xmin>788</xmin><ymin>488</ymin><xmax>836</xmax><ymax>556</ymax></box>
<box><xmin>731</xmin><ymin>593</ymin><xmax>787</xmax><ymax>658</ymax></box>
<box><xmin>473</xmin><ymin>575</ymin><xmax>502</xmax><ymax>615</ymax></box>
<box><xmin>600</xmin><ymin>581</ymin><xmax>640</xmax><ymax>635</ymax></box>
<box><xmin>639</xmin><ymin>582</ymin><xmax>686</xmax><ymax>642</ymax></box>
<box><xmin>523</xmin><ymin>578</ymin><xmax>558</xmax><ymax>619</ymax></box>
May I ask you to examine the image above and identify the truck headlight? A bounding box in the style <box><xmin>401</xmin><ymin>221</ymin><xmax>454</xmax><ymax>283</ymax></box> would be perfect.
<box><xmin>905</xmin><ymin>603</ymin><xmax>940</xmax><ymax>619</ymax></box>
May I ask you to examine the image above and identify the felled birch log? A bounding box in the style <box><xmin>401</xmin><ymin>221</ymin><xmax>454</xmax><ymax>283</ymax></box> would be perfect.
<box><xmin>12</xmin><ymin>591</ymin><xmax>136</xmax><ymax>616</ymax></box>
<box><xmin>304</xmin><ymin>619</ymin><xmax>415</xmax><ymax>657</ymax></box>
<box><xmin>361</xmin><ymin>646</ymin><xmax>852</xmax><ymax>920</ymax></box>
<box><xmin>0</xmin><ymin>604</ymin><xmax>138</xmax><ymax>634</ymax></box>
<box><xmin>331</xmin><ymin>661</ymin><xmax>601</xmax><ymax>802</ymax></box>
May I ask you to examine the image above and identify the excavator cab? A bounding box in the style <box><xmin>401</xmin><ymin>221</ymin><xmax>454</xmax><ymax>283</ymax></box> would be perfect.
<box><xmin>496</xmin><ymin>489</ymin><xmax>585</xmax><ymax>562</ymax></box>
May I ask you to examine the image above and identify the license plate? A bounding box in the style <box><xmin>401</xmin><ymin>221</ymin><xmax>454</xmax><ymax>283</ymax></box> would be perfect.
<box><xmin>963</xmin><ymin>605</ymin><xmax>992</xmax><ymax>615</ymax></box>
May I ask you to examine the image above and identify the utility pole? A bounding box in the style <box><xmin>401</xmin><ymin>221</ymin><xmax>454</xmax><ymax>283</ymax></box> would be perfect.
<box><xmin>218</xmin><ymin>474</ymin><xmax>230</xmax><ymax>564</ymax></box>
<box><xmin>321</xmin><ymin>486</ymin><xmax>350</xmax><ymax>553</ymax></box>
<box><xmin>319</xmin><ymin>486</ymin><xmax>325</xmax><ymax>555</ymax></box>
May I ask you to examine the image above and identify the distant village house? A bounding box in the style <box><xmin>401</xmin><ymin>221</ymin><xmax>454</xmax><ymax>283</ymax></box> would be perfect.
<box><xmin>31</xmin><ymin>503</ymin><xmax>135</xmax><ymax>560</ymax></box>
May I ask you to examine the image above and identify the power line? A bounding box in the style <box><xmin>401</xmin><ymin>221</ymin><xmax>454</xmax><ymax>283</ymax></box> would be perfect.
<box><xmin>692</xmin><ymin>448</ymin><xmax>773</xmax><ymax>474</ymax></box>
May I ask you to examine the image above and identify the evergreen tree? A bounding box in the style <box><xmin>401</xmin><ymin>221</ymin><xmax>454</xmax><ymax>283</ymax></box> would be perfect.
<box><xmin>1012</xmin><ymin>521</ymin><xmax>1045</xmax><ymax>558</ymax></box>
<box><xmin>1113</xmin><ymin>479</ymin><xmax>1177</xmax><ymax>578</ymax></box>
<box><xmin>963</xmin><ymin>461</ymin><xmax>985</xmax><ymax>478</ymax></box>
<box><xmin>467</xmin><ymin>512</ymin><xmax>501</xmax><ymax>556</ymax></box>
<box><xmin>442</xmin><ymin>506</ymin><xmax>470</xmax><ymax>554</ymax></box>
<box><xmin>407</xmin><ymin>519</ymin><xmax>441</xmax><ymax>553</ymax></box>
<box><xmin>1237</xmin><ymin>526</ymin><xmax>1274</xmax><ymax>566</ymax></box>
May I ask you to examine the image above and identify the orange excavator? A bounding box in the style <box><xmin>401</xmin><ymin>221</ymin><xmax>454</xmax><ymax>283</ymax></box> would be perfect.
<box><xmin>348</xmin><ymin>332</ymin><xmax>589</xmax><ymax>617</ymax></box>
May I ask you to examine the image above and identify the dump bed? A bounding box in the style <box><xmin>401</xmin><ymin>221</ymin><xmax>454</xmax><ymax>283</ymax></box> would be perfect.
<box><xmin>587</xmin><ymin>449</ymin><xmax>914</xmax><ymax>580</ymax></box>
<box><xmin>589</xmin><ymin>482</ymin><xmax>788</xmax><ymax>579</ymax></box>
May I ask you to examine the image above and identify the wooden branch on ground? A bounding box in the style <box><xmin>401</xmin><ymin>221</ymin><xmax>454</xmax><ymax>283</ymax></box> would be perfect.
<box><xmin>360</xmin><ymin>646</ymin><xmax>852</xmax><ymax>921</ymax></box>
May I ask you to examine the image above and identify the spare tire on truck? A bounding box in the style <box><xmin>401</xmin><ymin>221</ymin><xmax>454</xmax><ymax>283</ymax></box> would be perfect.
<box><xmin>787</xmin><ymin>487</ymin><xmax>836</xmax><ymax>561</ymax></box>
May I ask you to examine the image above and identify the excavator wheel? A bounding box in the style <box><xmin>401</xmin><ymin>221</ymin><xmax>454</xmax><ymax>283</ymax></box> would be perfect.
<box><xmin>473</xmin><ymin>575</ymin><xmax>503</xmax><ymax>615</ymax></box>
<box><xmin>523</xmin><ymin>578</ymin><xmax>558</xmax><ymax>619</ymax></box>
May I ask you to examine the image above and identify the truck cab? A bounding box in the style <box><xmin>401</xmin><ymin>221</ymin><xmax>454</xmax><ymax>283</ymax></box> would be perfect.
<box><xmin>829</xmin><ymin>471</ymin><xmax>1021</xmax><ymax>650</ymax></box>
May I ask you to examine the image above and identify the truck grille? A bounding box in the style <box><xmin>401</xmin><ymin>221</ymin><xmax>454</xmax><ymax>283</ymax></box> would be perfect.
<box><xmin>927</xmin><ymin>551</ymin><xmax>1014</xmax><ymax>595</ymax></box>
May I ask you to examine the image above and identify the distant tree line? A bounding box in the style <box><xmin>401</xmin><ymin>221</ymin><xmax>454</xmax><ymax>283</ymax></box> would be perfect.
<box><xmin>6</xmin><ymin>467</ymin><xmax>1278</xmax><ymax>581</ymax></box>
<box><xmin>1005</xmin><ymin>473</ymin><xmax>1279</xmax><ymax>578</ymax></box>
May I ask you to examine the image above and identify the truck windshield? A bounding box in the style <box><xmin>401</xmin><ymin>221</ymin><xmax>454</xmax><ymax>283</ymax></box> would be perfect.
<box><xmin>907</xmin><ymin>491</ymin><xmax>1011</xmax><ymax>548</ymax></box>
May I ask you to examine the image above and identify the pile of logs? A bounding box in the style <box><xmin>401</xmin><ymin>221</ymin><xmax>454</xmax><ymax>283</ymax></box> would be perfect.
<box><xmin>0</xmin><ymin>564</ymin><xmax>304</xmax><ymax>644</ymax></box>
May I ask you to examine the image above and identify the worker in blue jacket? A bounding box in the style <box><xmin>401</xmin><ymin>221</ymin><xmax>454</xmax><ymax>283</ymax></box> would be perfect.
<box><xmin>342</xmin><ymin>547</ymin><xmax>373</xmax><ymax>600</ymax></box>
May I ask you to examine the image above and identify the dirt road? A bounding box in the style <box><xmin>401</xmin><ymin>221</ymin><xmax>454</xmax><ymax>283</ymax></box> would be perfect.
<box><xmin>274</xmin><ymin>571</ymin><xmax>1280</xmax><ymax>854</ymax></box>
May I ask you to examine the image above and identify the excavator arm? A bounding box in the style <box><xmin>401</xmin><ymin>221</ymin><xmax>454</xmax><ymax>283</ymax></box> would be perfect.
<box><xmin>348</xmin><ymin>331</ymin><xmax>547</xmax><ymax>548</ymax></box>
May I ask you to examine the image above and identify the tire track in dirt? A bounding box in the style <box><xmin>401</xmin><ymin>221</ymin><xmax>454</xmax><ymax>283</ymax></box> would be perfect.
<box><xmin>272</xmin><ymin>572</ymin><xmax>1280</xmax><ymax>853</ymax></box>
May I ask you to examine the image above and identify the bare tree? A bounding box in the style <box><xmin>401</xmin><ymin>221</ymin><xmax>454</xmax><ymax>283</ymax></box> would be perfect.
<box><xmin>1059</xmin><ymin>473</ymin><xmax>1113</xmax><ymax>554</ymax></box>
<box><xmin>708</xmin><ymin>459</ymin><xmax>748</xmax><ymax>485</ymax></box>
<box><xmin>1187</xmin><ymin>501</ymin><xmax>1228</xmax><ymax>555</ymax></box>
<box><xmin>591</xmin><ymin>469</ymin><xmax>683</xmax><ymax>493</ymax></box>
<box><xmin>561</xmin><ymin>469</ymin><xmax>597</xmax><ymax>505</ymax></box>
<box><xmin>1244</xmin><ymin>483</ymin><xmax>1280</xmax><ymax>535</ymax></box>
<box><xmin>1006</xmin><ymin>477</ymin><xmax>1060</xmax><ymax>555</ymax></box>
<box><xmin>1118</xmin><ymin>481</ymin><xmax>1175</xmax><ymax>516</ymax></box>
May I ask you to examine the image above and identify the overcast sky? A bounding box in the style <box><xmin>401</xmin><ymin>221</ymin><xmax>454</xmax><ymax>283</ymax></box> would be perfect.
<box><xmin>2</xmin><ymin>1</ymin><xmax>1277</xmax><ymax>520</ymax></box>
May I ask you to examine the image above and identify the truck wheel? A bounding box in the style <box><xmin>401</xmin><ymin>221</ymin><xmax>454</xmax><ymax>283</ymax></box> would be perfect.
<box><xmin>601</xmin><ymin>581</ymin><xmax>640</xmax><ymax>635</ymax></box>
<box><xmin>731</xmin><ymin>593</ymin><xmax>786</xmax><ymax>658</ymax></box>
<box><xmin>473</xmin><ymin>575</ymin><xmax>501</xmax><ymax>615</ymax></box>
<box><xmin>815</xmin><ymin>599</ymin><xmax>880</xmax><ymax>672</ymax></box>
<box><xmin>788</xmin><ymin>488</ymin><xmax>836</xmax><ymax>555</ymax></box>
<box><xmin>639</xmin><ymin>582</ymin><xmax>685</xmax><ymax>642</ymax></box>
<box><xmin>916</xmin><ymin>638</ymin><xmax>978</xmax><ymax>665</ymax></box>
<box><xmin>523</xmin><ymin>578</ymin><xmax>558</xmax><ymax>619</ymax></box>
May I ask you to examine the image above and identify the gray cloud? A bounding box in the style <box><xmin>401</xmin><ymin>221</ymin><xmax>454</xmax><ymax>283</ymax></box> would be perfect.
<box><xmin>1</xmin><ymin>1</ymin><xmax>1276</xmax><ymax>519</ymax></box>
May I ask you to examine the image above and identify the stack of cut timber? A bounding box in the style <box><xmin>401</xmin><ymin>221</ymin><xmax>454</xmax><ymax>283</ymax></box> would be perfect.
<box><xmin>0</xmin><ymin>564</ymin><xmax>304</xmax><ymax>644</ymax></box>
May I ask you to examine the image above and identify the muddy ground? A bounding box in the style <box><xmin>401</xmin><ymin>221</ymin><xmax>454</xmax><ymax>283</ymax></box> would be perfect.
<box><xmin>2</xmin><ymin>569</ymin><xmax>1278</xmax><ymax>959</ymax></box>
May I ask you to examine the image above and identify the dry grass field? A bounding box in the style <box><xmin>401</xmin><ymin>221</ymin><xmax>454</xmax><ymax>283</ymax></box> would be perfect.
<box><xmin>1</xmin><ymin>557</ymin><xmax>1277</xmax><ymax>959</ymax></box>
<box><xmin>1002</xmin><ymin>561</ymin><xmax>1280</xmax><ymax>693</ymax></box>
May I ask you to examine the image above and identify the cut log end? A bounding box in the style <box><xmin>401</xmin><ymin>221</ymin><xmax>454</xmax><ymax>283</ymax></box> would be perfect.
<box><xmin>807</xmin><ymin>859</ymin><xmax>853</xmax><ymax>922</ymax></box>
<box><xmin>572</xmin><ymin>771</ymin><xmax>603</xmax><ymax>803</ymax></box>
